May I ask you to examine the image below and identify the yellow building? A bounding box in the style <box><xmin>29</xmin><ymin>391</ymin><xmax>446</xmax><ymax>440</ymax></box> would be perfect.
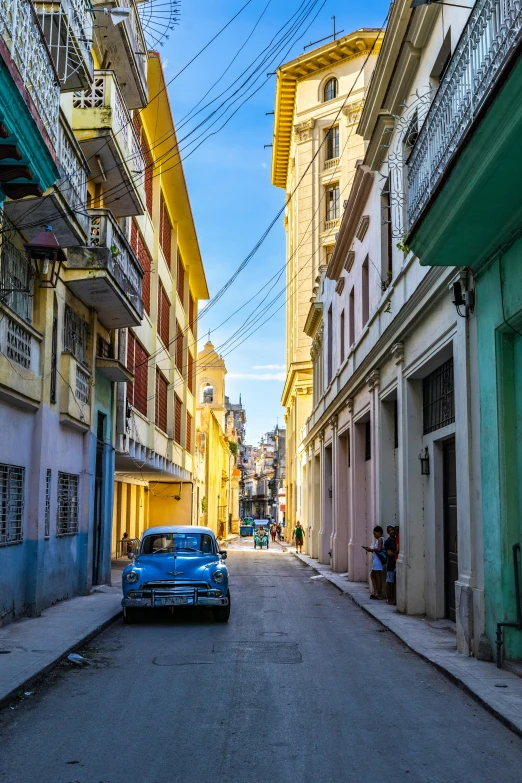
<box><xmin>194</xmin><ymin>341</ymin><xmax>240</xmax><ymax>538</ymax></box>
<box><xmin>270</xmin><ymin>30</ymin><xmax>383</xmax><ymax>544</ymax></box>
<box><xmin>111</xmin><ymin>53</ymin><xmax>209</xmax><ymax>551</ymax></box>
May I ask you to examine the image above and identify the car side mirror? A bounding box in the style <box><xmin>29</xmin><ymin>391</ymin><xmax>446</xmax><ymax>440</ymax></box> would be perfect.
<box><xmin>219</xmin><ymin>550</ymin><xmax>228</xmax><ymax>560</ymax></box>
<box><xmin>127</xmin><ymin>551</ymin><xmax>134</xmax><ymax>560</ymax></box>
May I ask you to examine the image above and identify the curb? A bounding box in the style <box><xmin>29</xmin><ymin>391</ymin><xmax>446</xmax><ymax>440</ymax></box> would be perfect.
<box><xmin>293</xmin><ymin>553</ymin><xmax>522</xmax><ymax>740</ymax></box>
<box><xmin>0</xmin><ymin>608</ymin><xmax>122</xmax><ymax>710</ymax></box>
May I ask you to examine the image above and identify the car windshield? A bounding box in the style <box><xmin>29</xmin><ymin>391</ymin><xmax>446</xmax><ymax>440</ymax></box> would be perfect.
<box><xmin>142</xmin><ymin>533</ymin><xmax>214</xmax><ymax>555</ymax></box>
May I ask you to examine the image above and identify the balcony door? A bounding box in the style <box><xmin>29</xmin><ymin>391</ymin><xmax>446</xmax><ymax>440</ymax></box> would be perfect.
<box><xmin>443</xmin><ymin>437</ymin><xmax>458</xmax><ymax>621</ymax></box>
<box><xmin>92</xmin><ymin>413</ymin><xmax>106</xmax><ymax>585</ymax></box>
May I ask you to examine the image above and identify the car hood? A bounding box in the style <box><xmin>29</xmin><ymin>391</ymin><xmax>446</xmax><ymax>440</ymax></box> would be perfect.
<box><xmin>123</xmin><ymin>553</ymin><xmax>224</xmax><ymax>584</ymax></box>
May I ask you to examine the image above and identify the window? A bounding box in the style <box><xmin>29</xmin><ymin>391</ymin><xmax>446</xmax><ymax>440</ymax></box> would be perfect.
<box><xmin>361</xmin><ymin>256</ymin><xmax>369</xmax><ymax>326</ymax></box>
<box><xmin>177</xmin><ymin>249</ymin><xmax>185</xmax><ymax>306</ymax></box>
<box><xmin>423</xmin><ymin>358</ymin><xmax>455</xmax><ymax>434</ymax></box>
<box><xmin>188</xmin><ymin>351</ymin><xmax>194</xmax><ymax>395</ymax></box>
<box><xmin>326</xmin><ymin>185</ymin><xmax>340</xmax><ymax>222</ymax></box>
<box><xmin>186</xmin><ymin>410</ymin><xmax>193</xmax><ymax>453</ymax></box>
<box><xmin>64</xmin><ymin>305</ymin><xmax>88</xmax><ymax>365</ymax></box>
<box><xmin>159</xmin><ymin>192</ymin><xmax>172</xmax><ymax>268</ymax></box>
<box><xmin>45</xmin><ymin>469</ymin><xmax>51</xmax><ymax>538</ymax></box>
<box><xmin>175</xmin><ymin>321</ymin><xmax>183</xmax><ymax>373</ymax></box>
<box><xmin>57</xmin><ymin>472</ymin><xmax>79</xmax><ymax>535</ymax></box>
<box><xmin>349</xmin><ymin>287</ymin><xmax>355</xmax><ymax>347</ymax></box>
<box><xmin>174</xmin><ymin>393</ymin><xmax>182</xmax><ymax>444</ymax></box>
<box><xmin>134</xmin><ymin>116</ymin><xmax>153</xmax><ymax>216</ymax></box>
<box><xmin>157</xmin><ymin>281</ymin><xmax>170</xmax><ymax>348</ymax></box>
<box><xmin>325</xmin><ymin>126</ymin><xmax>339</xmax><ymax>160</ymax></box>
<box><xmin>324</xmin><ymin>77</ymin><xmax>338</xmax><ymax>102</ymax></box>
<box><xmin>203</xmin><ymin>384</ymin><xmax>214</xmax><ymax>402</ymax></box>
<box><xmin>340</xmin><ymin>309</ymin><xmax>345</xmax><ymax>364</ymax></box>
<box><xmin>404</xmin><ymin>110</ymin><xmax>419</xmax><ymax>160</ymax></box>
<box><xmin>127</xmin><ymin>331</ymin><xmax>149</xmax><ymax>417</ymax></box>
<box><xmin>131</xmin><ymin>220</ymin><xmax>151</xmax><ymax>315</ymax></box>
<box><xmin>0</xmin><ymin>463</ymin><xmax>24</xmax><ymax>545</ymax></box>
<box><xmin>50</xmin><ymin>314</ymin><xmax>58</xmax><ymax>404</ymax></box>
<box><xmin>365</xmin><ymin>421</ymin><xmax>371</xmax><ymax>461</ymax></box>
<box><xmin>0</xmin><ymin>234</ymin><xmax>32</xmax><ymax>321</ymax></box>
<box><xmin>347</xmin><ymin>430</ymin><xmax>351</xmax><ymax>468</ymax></box>
<box><xmin>189</xmin><ymin>291</ymin><xmax>195</xmax><ymax>333</ymax></box>
<box><xmin>327</xmin><ymin>305</ymin><xmax>333</xmax><ymax>385</ymax></box>
<box><xmin>381</xmin><ymin>178</ymin><xmax>393</xmax><ymax>285</ymax></box>
<box><xmin>155</xmin><ymin>370</ymin><xmax>168</xmax><ymax>433</ymax></box>
<box><xmin>394</xmin><ymin>400</ymin><xmax>399</xmax><ymax>450</ymax></box>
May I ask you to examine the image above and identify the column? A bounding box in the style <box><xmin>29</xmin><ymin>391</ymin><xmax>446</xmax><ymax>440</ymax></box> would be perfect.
<box><xmin>332</xmin><ymin>414</ymin><xmax>349</xmax><ymax>573</ymax></box>
<box><xmin>366</xmin><ymin>370</ymin><xmax>380</xmax><ymax>530</ymax></box>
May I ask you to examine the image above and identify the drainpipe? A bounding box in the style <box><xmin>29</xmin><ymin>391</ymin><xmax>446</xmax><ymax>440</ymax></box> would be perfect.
<box><xmin>496</xmin><ymin>543</ymin><xmax>522</xmax><ymax>668</ymax></box>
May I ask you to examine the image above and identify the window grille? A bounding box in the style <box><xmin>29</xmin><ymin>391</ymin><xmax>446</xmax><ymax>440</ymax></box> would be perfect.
<box><xmin>73</xmin><ymin>76</ymin><xmax>105</xmax><ymax>108</ymax></box>
<box><xmin>325</xmin><ymin>126</ymin><xmax>339</xmax><ymax>160</ymax></box>
<box><xmin>127</xmin><ymin>331</ymin><xmax>148</xmax><ymax>416</ymax></box>
<box><xmin>365</xmin><ymin>421</ymin><xmax>371</xmax><ymax>461</ymax></box>
<box><xmin>186</xmin><ymin>410</ymin><xmax>193</xmax><ymax>454</ymax></box>
<box><xmin>7</xmin><ymin>318</ymin><xmax>31</xmax><ymax>368</ymax></box>
<box><xmin>158</xmin><ymin>282</ymin><xmax>170</xmax><ymax>347</ymax></box>
<box><xmin>75</xmin><ymin>364</ymin><xmax>90</xmax><ymax>404</ymax></box>
<box><xmin>96</xmin><ymin>335</ymin><xmax>112</xmax><ymax>358</ymax></box>
<box><xmin>324</xmin><ymin>78</ymin><xmax>338</xmax><ymax>101</ymax></box>
<box><xmin>326</xmin><ymin>185</ymin><xmax>340</xmax><ymax>222</ymax></box>
<box><xmin>174</xmin><ymin>394</ymin><xmax>182</xmax><ymax>445</ymax></box>
<box><xmin>0</xmin><ymin>235</ymin><xmax>32</xmax><ymax>320</ymax></box>
<box><xmin>423</xmin><ymin>358</ymin><xmax>455</xmax><ymax>434</ymax></box>
<box><xmin>177</xmin><ymin>250</ymin><xmax>185</xmax><ymax>307</ymax></box>
<box><xmin>0</xmin><ymin>463</ymin><xmax>24</xmax><ymax>546</ymax></box>
<box><xmin>175</xmin><ymin>321</ymin><xmax>183</xmax><ymax>373</ymax></box>
<box><xmin>45</xmin><ymin>469</ymin><xmax>51</xmax><ymax>538</ymax></box>
<box><xmin>64</xmin><ymin>305</ymin><xmax>88</xmax><ymax>366</ymax></box>
<box><xmin>155</xmin><ymin>369</ymin><xmax>168</xmax><ymax>433</ymax></box>
<box><xmin>131</xmin><ymin>220</ymin><xmax>151</xmax><ymax>315</ymax></box>
<box><xmin>57</xmin><ymin>472</ymin><xmax>79</xmax><ymax>535</ymax></box>
<box><xmin>159</xmin><ymin>192</ymin><xmax>172</xmax><ymax>268</ymax></box>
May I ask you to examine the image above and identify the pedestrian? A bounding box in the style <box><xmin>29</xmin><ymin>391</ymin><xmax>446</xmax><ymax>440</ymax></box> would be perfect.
<box><xmin>276</xmin><ymin>522</ymin><xmax>282</xmax><ymax>541</ymax></box>
<box><xmin>270</xmin><ymin>523</ymin><xmax>277</xmax><ymax>543</ymax></box>
<box><xmin>122</xmin><ymin>531</ymin><xmax>130</xmax><ymax>556</ymax></box>
<box><xmin>384</xmin><ymin>526</ymin><xmax>397</xmax><ymax>605</ymax></box>
<box><xmin>362</xmin><ymin>526</ymin><xmax>386</xmax><ymax>599</ymax></box>
<box><xmin>294</xmin><ymin>521</ymin><xmax>305</xmax><ymax>553</ymax></box>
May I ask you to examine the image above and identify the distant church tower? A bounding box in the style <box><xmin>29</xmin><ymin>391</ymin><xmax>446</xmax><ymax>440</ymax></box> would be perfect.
<box><xmin>197</xmin><ymin>341</ymin><xmax>227</xmax><ymax>430</ymax></box>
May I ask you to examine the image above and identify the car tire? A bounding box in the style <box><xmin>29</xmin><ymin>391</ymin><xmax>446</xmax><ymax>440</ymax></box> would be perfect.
<box><xmin>123</xmin><ymin>607</ymin><xmax>140</xmax><ymax>624</ymax></box>
<box><xmin>213</xmin><ymin>591</ymin><xmax>231</xmax><ymax>623</ymax></box>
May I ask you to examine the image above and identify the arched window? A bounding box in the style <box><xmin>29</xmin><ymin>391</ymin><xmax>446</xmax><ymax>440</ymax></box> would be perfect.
<box><xmin>203</xmin><ymin>384</ymin><xmax>214</xmax><ymax>403</ymax></box>
<box><xmin>323</xmin><ymin>77</ymin><xmax>338</xmax><ymax>102</ymax></box>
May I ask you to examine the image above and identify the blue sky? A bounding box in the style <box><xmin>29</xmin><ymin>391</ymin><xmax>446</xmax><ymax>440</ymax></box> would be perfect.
<box><xmin>159</xmin><ymin>0</ymin><xmax>388</xmax><ymax>445</ymax></box>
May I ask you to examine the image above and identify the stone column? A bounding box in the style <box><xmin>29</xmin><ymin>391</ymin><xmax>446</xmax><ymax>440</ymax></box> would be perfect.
<box><xmin>331</xmin><ymin>414</ymin><xmax>349</xmax><ymax>573</ymax></box>
<box><xmin>319</xmin><ymin>430</ymin><xmax>331</xmax><ymax>564</ymax></box>
<box><xmin>366</xmin><ymin>370</ymin><xmax>381</xmax><ymax>531</ymax></box>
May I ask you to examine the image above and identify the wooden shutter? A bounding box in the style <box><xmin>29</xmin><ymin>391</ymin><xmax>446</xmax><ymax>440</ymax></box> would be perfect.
<box><xmin>174</xmin><ymin>393</ymin><xmax>182</xmax><ymax>444</ymax></box>
<box><xmin>188</xmin><ymin>291</ymin><xmax>195</xmax><ymax>333</ymax></box>
<box><xmin>134</xmin><ymin>116</ymin><xmax>153</xmax><ymax>216</ymax></box>
<box><xmin>175</xmin><ymin>321</ymin><xmax>183</xmax><ymax>373</ymax></box>
<box><xmin>186</xmin><ymin>410</ymin><xmax>192</xmax><ymax>454</ymax></box>
<box><xmin>126</xmin><ymin>331</ymin><xmax>136</xmax><ymax>408</ymax></box>
<box><xmin>131</xmin><ymin>219</ymin><xmax>151</xmax><ymax>315</ymax></box>
<box><xmin>177</xmin><ymin>249</ymin><xmax>185</xmax><ymax>306</ymax></box>
<box><xmin>188</xmin><ymin>350</ymin><xmax>194</xmax><ymax>395</ymax></box>
<box><xmin>155</xmin><ymin>370</ymin><xmax>168</xmax><ymax>433</ymax></box>
<box><xmin>127</xmin><ymin>332</ymin><xmax>148</xmax><ymax>417</ymax></box>
<box><xmin>159</xmin><ymin>192</ymin><xmax>172</xmax><ymax>268</ymax></box>
<box><xmin>157</xmin><ymin>281</ymin><xmax>170</xmax><ymax>347</ymax></box>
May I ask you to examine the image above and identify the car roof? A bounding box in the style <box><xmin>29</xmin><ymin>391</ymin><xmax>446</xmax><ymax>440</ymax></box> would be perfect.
<box><xmin>142</xmin><ymin>525</ymin><xmax>215</xmax><ymax>537</ymax></box>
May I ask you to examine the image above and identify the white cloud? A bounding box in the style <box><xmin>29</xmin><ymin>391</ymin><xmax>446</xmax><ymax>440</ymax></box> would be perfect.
<box><xmin>228</xmin><ymin>372</ymin><xmax>286</xmax><ymax>381</ymax></box>
<box><xmin>252</xmin><ymin>364</ymin><xmax>285</xmax><ymax>370</ymax></box>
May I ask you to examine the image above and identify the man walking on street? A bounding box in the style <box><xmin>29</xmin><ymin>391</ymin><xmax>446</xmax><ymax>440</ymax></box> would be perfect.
<box><xmin>294</xmin><ymin>521</ymin><xmax>305</xmax><ymax>553</ymax></box>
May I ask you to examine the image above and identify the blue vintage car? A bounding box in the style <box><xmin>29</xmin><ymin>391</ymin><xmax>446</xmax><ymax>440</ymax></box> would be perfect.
<box><xmin>121</xmin><ymin>525</ymin><xmax>230</xmax><ymax>624</ymax></box>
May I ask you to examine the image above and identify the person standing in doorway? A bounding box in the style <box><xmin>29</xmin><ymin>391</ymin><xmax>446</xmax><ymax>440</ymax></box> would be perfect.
<box><xmin>384</xmin><ymin>526</ymin><xmax>397</xmax><ymax>605</ymax></box>
<box><xmin>363</xmin><ymin>526</ymin><xmax>385</xmax><ymax>599</ymax></box>
<box><xmin>270</xmin><ymin>523</ymin><xmax>277</xmax><ymax>543</ymax></box>
<box><xmin>294</xmin><ymin>521</ymin><xmax>305</xmax><ymax>554</ymax></box>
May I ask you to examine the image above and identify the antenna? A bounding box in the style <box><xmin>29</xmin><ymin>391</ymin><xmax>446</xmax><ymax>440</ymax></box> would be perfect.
<box><xmin>303</xmin><ymin>16</ymin><xmax>345</xmax><ymax>50</ymax></box>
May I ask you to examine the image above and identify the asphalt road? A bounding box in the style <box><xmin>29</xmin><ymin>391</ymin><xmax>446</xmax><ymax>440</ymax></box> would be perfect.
<box><xmin>1</xmin><ymin>547</ymin><xmax>522</xmax><ymax>783</ymax></box>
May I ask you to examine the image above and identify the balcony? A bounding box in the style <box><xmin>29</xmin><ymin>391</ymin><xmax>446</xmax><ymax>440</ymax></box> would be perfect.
<box><xmin>0</xmin><ymin>0</ymin><xmax>60</xmax><ymax>194</ymax></box>
<box><xmin>408</xmin><ymin>0</ymin><xmax>522</xmax><ymax>267</ymax></box>
<box><xmin>4</xmin><ymin>113</ymin><xmax>89</xmax><ymax>245</ymax></box>
<box><xmin>64</xmin><ymin>208</ymin><xmax>144</xmax><ymax>328</ymax></box>
<box><xmin>0</xmin><ymin>305</ymin><xmax>42</xmax><ymax>409</ymax></box>
<box><xmin>92</xmin><ymin>0</ymin><xmax>147</xmax><ymax>109</ymax></box>
<box><xmin>59</xmin><ymin>352</ymin><xmax>91</xmax><ymax>430</ymax></box>
<box><xmin>324</xmin><ymin>217</ymin><xmax>340</xmax><ymax>232</ymax></box>
<box><xmin>72</xmin><ymin>70</ymin><xmax>146</xmax><ymax>216</ymax></box>
<box><xmin>34</xmin><ymin>0</ymin><xmax>94</xmax><ymax>91</ymax></box>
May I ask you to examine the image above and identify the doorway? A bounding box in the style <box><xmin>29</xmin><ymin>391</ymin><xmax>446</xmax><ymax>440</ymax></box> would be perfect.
<box><xmin>93</xmin><ymin>412</ymin><xmax>106</xmax><ymax>585</ymax></box>
<box><xmin>443</xmin><ymin>437</ymin><xmax>458</xmax><ymax>621</ymax></box>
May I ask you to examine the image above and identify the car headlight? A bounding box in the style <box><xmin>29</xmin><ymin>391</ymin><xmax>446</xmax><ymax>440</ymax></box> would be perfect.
<box><xmin>212</xmin><ymin>569</ymin><xmax>226</xmax><ymax>584</ymax></box>
<box><xmin>125</xmin><ymin>570</ymin><xmax>139</xmax><ymax>584</ymax></box>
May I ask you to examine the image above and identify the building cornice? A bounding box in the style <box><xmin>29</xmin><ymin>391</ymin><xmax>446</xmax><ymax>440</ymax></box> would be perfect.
<box><xmin>281</xmin><ymin>361</ymin><xmax>313</xmax><ymax>407</ymax></box>
<box><xmin>304</xmin><ymin>300</ymin><xmax>323</xmax><ymax>337</ymax></box>
<box><xmin>326</xmin><ymin>164</ymin><xmax>374</xmax><ymax>280</ymax></box>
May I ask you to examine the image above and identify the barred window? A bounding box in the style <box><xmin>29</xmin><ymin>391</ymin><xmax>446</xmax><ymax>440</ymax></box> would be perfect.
<box><xmin>174</xmin><ymin>394</ymin><xmax>182</xmax><ymax>445</ymax></box>
<box><xmin>0</xmin><ymin>234</ymin><xmax>32</xmax><ymax>321</ymax></box>
<box><xmin>155</xmin><ymin>369</ymin><xmax>168</xmax><ymax>433</ymax></box>
<box><xmin>423</xmin><ymin>358</ymin><xmax>455</xmax><ymax>434</ymax></box>
<box><xmin>64</xmin><ymin>305</ymin><xmax>88</xmax><ymax>365</ymax></box>
<box><xmin>127</xmin><ymin>332</ymin><xmax>149</xmax><ymax>417</ymax></box>
<box><xmin>0</xmin><ymin>463</ymin><xmax>24</xmax><ymax>545</ymax></box>
<box><xmin>57</xmin><ymin>472</ymin><xmax>79</xmax><ymax>535</ymax></box>
<box><xmin>186</xmin><ymin>410</ymin><xmax>193</xmax><ymax>454</ymax></box>
<box><xmin>177</xmin><ymin>250</ymin><xmax>185</xmax><ymax>307</ymax></box>
<box><xmin>45</xmin><ymin>469</ymin><xmax>51</xmax><ymax>538</ymax></box>
<box><xmin>131</xmin><ymin>220</ymin><xmax>151</xmax><ymax>315</ymax></box>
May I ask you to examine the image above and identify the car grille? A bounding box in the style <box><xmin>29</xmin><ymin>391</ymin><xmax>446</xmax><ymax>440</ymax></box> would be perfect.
<box><xmin>141</xmin><ymin>581</ymin><xmax>210</xmax><ymax>598</ymax></box>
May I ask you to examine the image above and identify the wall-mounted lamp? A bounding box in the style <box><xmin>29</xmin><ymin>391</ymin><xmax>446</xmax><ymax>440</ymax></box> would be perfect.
<box><xmin>25</xmin><ymin>226</ymin><xmax>65</xmax><ymax>289</ymax></box>
<box><xmin>419</xmin><ymin>446</ymin><xmax>430</xmax><ymax>475</ymax></box>
<box><xmin>452</xmin><ymin>273</ymin><xmax>475</xmax><ymax>318</ymax></box>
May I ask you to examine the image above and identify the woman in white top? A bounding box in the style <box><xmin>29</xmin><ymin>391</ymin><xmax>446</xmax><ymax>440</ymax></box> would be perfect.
<box><xmin>363</xmin><ymin>526</ymin><xmax>385</xmax><ymax>599</ymax></box>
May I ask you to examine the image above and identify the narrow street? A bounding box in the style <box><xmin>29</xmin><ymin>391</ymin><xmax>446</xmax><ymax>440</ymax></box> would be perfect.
<box><xmin>1</xmin><ymin>549</ymin><xmax>521</xmax><ymax>783</ymax></box>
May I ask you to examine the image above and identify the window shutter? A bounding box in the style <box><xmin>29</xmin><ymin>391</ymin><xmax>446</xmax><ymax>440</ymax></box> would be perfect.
<box><xmin>126</xmin><ymin>331</ymin><xmax>136</xmax><ymax>407</ymax></box>
<box><xmin>129</xmin><ymin>334</ymin><xmax>148</xmax><ymax>417</ymax></box>
<box><xmin>188</xmin><ymin>351</ymin><xmax>194</xmax><ymax>395</ymax></box>
<box><xmin>134</xmin><ymin>117</ymin><xmax>153</xmax><ymax>216</ymax></box>
<box><xmin>159</xmin><ymin>192</ymin><xmax>172</xmax><ymax>268</ymax></box>
<box><xmin>157</xmin><ymin>282</ymin><xmax>170</xmax><ymax>347</ymax></box>
<box><xmin>186</xmin><ymin>410</ymin><xmax>192</xmax><ymax>454</ymax></box>
<box><xmin>155</xmin><ymin>369</ymin><xmax>168</xmax><ymax>433</ymax></box>
<box><xmin>175</xmin><ymin>321</ymin><xmax>183</xmax><ymax>373</ymax></box>
<box><xmin>177</xmin><ymin>249</ymin><xmax>185</xmax><ymax>306</ymax></box>
<box><xmin>174</xmin><ymin>393</ymin><xmax>182</xmax><ymax>445</ymax></box>
<box><xmin>189</xmin><ymin>291</ymin><xmax>195</xmax><ymax>333</ymax></box>
<box><xmin>132</xmin><ymin>219</ymin><xmax>151</xmax><ymax>315</ymax></box>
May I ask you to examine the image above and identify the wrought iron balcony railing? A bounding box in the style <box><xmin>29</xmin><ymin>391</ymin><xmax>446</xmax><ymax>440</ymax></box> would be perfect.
<box><xmin>408</xmin><ymin>0</ymin><xmax>522</xmax><ymax>228</ymax></box>
<box><xmin>88</xmin><ymin>208</ymin><xmax>143</xmax><ymax>306</ymax></box>
<box><xmin>0</xmin><ymin>0</ymin><xmax>60</xmax><ymax>147</ymax></box>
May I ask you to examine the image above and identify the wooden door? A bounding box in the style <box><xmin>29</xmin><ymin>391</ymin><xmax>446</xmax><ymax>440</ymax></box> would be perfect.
<box><xmin>443</xmin><ymin>437</ymin><xmax>458</xmax><ymax>621</ymax></box>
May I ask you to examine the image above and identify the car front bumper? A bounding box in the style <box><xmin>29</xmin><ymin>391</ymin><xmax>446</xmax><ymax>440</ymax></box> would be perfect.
<box><xmin>122</xmin><ymin>587</ymin><xmax>228</xmax><ymax>608</ymax></box>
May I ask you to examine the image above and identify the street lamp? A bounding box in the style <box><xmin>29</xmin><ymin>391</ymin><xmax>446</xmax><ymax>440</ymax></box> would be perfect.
<box><xmin>25</xmin><ymin>226</ymin><xmax>65</xmax><ymax>289</ymax></box>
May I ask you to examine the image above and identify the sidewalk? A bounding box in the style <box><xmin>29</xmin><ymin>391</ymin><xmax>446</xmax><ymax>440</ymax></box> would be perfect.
<box><xmin>0</xmin><ymin>569</ymin><xmax>122</xmax><ymax>708</ymax></box>
<box><xmin>295</xmin><ymin>553</ymin><xmax>522</xmax><ymax>737</ymax></box>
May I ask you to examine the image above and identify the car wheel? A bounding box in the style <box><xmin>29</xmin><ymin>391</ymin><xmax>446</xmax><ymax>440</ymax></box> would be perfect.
<box><xmin>213</xmin><ymin>591</ymin><xmax>231</xmax><ymax>623</ymax></box>
<box><xmin>123</xmin><ymin>607</ymin><xmax>140</xmax><ymax>624</ymax></box>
